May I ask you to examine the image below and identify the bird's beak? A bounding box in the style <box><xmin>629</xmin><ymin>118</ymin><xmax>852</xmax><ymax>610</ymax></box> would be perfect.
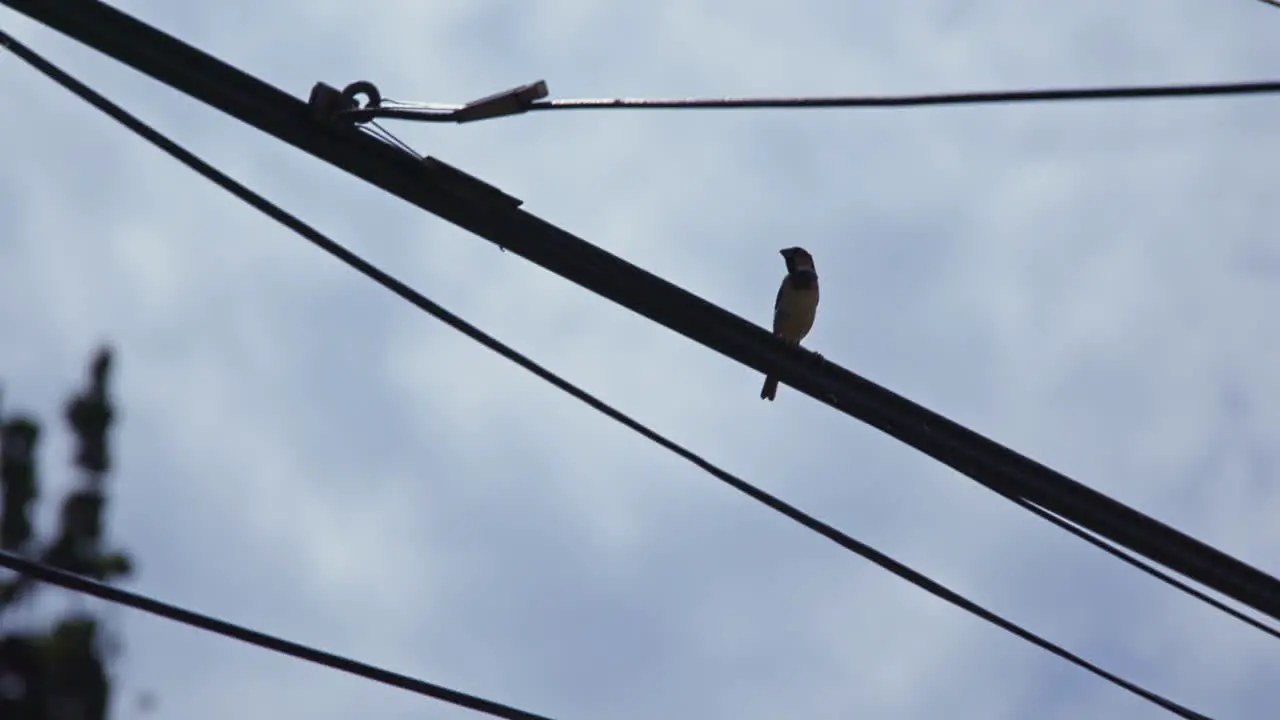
<box><xmin>779</xmin><ymin>248</ymin><xmax>790</xmax><ymax>257</ymax></box>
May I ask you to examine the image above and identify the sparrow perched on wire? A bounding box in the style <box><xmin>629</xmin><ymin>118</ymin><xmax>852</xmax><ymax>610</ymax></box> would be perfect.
<box><xmin>761</xmin><ymin>246</ymin><xmax>820</xmax><ymax>401</ymax></box>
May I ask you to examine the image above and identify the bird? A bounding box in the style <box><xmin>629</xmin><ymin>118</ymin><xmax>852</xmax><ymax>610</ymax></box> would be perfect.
<box><xmin>761</xmin><ymin>246</ymin><xmax>820</xmax><ymax>401</ymax></box>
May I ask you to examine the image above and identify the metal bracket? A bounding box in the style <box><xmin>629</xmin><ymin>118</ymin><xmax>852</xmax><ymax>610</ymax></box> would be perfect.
<box><xmin>310</xmin><ymin>79</ymin><xmax>550</xmax><ymax>124</ymax></box>
<box><xmin>452</xmin><ymin>80</ymin><xmax>549</xmax><ymax>123</ymax></box>
<box><xmin>308</xmin><ymin>80</ymin><xmax>383</xmax><ymax>125</ymax></box>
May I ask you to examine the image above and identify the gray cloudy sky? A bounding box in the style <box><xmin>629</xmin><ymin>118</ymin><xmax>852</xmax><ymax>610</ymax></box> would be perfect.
<box><xmin>2</xmin><ymin>1</ymin><xmax>1279</xmax><ymax>718</ymax></box>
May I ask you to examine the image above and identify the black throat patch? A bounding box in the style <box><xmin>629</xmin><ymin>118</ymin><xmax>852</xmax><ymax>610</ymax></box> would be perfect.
<box><xmin>788</xmin><ymin>269</ymin><xmax>817</xmax><ymax>291</ymax></box>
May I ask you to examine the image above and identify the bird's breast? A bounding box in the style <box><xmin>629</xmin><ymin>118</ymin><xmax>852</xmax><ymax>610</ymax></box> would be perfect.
<box><xmin>774</xmin><ymin>283</ymin><xmax>819</xmax><ymax>341</ymax></box>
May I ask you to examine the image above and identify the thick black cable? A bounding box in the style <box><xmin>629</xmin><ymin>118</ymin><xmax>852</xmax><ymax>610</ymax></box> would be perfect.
<box><xmin>345</xmin><ymin>80</ymin><xmax>1280</xmax><ymax>123</ymax></box>
<box><xmin>0</xmin><ymin>29</ymin><xmax>1213</xmax><ymax>720</ymax></box>
<box><xmin>0</xmin><ymin>552</ymin><xmax>556</xmax><ymax>720</ymax></box>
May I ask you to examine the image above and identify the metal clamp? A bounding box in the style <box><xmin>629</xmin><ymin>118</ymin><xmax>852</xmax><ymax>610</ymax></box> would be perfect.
<box><xmin>308</xmin><ymin>80</ymin><xmax>383</xmax><ymax>125</ymax></box>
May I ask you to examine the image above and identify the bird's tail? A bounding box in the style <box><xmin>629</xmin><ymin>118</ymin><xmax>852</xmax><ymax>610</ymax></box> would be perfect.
<box><xmin>760</xmin><ymin>375</ymin><xmax>779</xmax><ymax>401</ymax></box>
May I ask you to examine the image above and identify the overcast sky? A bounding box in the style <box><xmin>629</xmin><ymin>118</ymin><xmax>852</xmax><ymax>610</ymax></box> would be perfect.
<box><xmin>2</xmin><ymin>1</ymin><xmax>1280</xmax><ymax>718</ymax></box>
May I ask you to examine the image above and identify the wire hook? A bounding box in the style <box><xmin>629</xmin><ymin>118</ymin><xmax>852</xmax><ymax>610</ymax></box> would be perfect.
<box><xmin>308</xmin><ymin>80</ymin><xmax>383</xmax><ymax>125</ymax></box>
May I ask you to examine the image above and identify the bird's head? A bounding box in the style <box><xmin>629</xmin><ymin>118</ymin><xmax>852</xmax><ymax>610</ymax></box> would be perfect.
<box><xmin>780</xmin><ymin>246</ymin><xmax>815</xmax><ymax>273</ymax></box>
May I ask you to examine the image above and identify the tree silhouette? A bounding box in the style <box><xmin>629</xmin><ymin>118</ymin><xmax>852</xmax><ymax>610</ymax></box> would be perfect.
<box><xmin>0</xmin><ymin>346</ymin><xmax>135</xmax><ymax>720</ymax></box>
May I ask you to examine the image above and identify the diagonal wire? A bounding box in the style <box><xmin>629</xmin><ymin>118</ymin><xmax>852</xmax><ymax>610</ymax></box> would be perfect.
<box><xmin>0</xmin><ymin>551</ymin><xmax>557</xmax><ymax>720</ymax></box>
<box><xmin>362</xmin><ymin>119</ymin><xmax>419</xmax><ymax>157</ymax></box>
<box><xmin>1014</xmin><ymin>498</ymin><xmax>1280</xmax><ymax>639</ymax></box>
<box><xmin>0</xmin><ymin>28</ymin><xmax>1214</xmax><ymax>719</ymax></box>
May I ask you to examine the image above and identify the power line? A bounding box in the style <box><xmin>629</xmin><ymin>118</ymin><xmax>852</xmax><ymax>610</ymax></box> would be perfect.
<box><xmin>341</xmin><ymin>79</ymin><xmax>1280</xmax><ymax>124</ymax></box>
<box><xmin>1013</xmin><ymin>498</ymin><xmax>1280</xmax><ymax>640</ymax></box>
<box><xmin>11</xmin><ymin>0</ymin><xmax>1276</xmax><ymax>624</ymax></box>
<box><xmin>0</xmin><ymin>29</ymin><xmax>1214</xmax><ymax>720</ymax></box>
<box><xmin>0</xmin><ymin>552</ymin><xmax>557</xmax><ymax>720</ymax></box>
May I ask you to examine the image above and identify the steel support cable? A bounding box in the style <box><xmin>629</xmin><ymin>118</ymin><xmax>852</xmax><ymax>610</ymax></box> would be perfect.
<box><xmin>349</xmin><ymin>80</ymin><xmax>1280</xmax><ymax>123</ymax></box>
<box><xmin>0</xmin><ymin>29</ymin><xmax>1217</xmax><ymax>719</ymax></box>
<box><xmin>0</xmin><ymin>552</ymin><xmax>557</xmax><ymax>720</ymax></box>
<box><xmin>3</xmin><ymin>0</ymin><xmax>1278</xmax><ymax>624</ymax></box>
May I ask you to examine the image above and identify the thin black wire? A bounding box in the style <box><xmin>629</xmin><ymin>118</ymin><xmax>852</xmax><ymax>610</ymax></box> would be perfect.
<box><xmin>1015</xmin><ymin>498</ymin><xmax>1280</xmax><ymax>639</ymax></box>
<box><xmin>344</xmin><ymin>79</ymin><xmax>1280</xmax><ymax>123</ymax></box>
<box><xmin>0</xmin><ymin>552</ymin><xmax>556</xmax><ymax>720</ymax></box>
<box><xmin>532</xmin><ymin>81</ymin><xmax>1280</xmax><ymax>110</ymax></box>
<box><xmin>0</xmin><ymin>29</ymin><xmax>1213</xmax><ymax>720</ymax></box>
<box><xmin>363</xmin><ymin>119</ymin><xmax>418</xmax><ymax>156</ymax></box>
